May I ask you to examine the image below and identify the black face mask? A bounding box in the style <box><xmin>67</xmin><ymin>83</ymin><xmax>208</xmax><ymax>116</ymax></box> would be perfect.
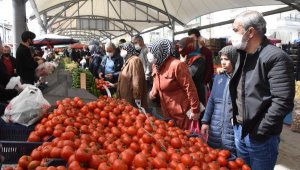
<box><xmin>2</xmin><ymin>53</ymin><xmax>10</xmax><ymax>57</ymax></box>
<box><xmin>29</xmin><ymin>39</ymin><xmax>34</xmax><ymax>46</ymax></box>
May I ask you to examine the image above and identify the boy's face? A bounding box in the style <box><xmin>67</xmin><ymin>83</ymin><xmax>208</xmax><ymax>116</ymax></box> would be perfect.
<box><xmin>220</xmin><ymin>55</ymin><xmax>233</xmax><ymax>73</ymax></box>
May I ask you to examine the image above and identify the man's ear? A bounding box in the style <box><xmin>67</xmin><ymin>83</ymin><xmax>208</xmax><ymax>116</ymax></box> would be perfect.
<box><xmin>248</xmin><ymin>27</ymin><xmax>255</xmax><ymax>39</ymax></box>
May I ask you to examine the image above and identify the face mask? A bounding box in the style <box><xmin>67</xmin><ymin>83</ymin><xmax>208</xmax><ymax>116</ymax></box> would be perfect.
<box><xmin>29</xmin><ymin>39</ymin><xmax>34</xmax><ymax>46</ymax></box>
<box><xmin>120</xmin><ymin>50</ymin><xmax>127</xmax><ymax>58</ymax></box>
<box><xmin>2</xmin><ymin>53</ymin><xmax>10</xmax><ymax>56</ymax></box>
<box><xmin>135</xmin><ymin>44</ymin><xmax>141</xmax><ymax>51</ymax></box>
<box><xmin>147</xmin><ymin>52</ymin><xmax>157</xmax><ymax>64</ymax></box>
<box><xmin>231</xmin><ymin>30</ymin><xmax>249</xmax><ymax>50</ymax></box>
<box><xmin>106</xmin><ymin>52</ymin><xmax>114</xmax><ymax>57</ymax></box>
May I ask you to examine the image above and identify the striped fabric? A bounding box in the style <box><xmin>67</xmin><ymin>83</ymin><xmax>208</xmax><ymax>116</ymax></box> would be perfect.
<box><xmin>122</xmin><ymin>43</ymin><xmax>139</xmax><ymax>58</ymax></box>
<box><xmin>148</xmin><ymin>39</ymin><xmax>175</xmax><ymax>71</ymax></box>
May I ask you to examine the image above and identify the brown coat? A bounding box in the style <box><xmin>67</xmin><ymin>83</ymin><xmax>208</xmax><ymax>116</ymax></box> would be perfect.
<box><xmin>150</xmin><ymin>57</ymin><xmax>200</xmax><ymax>129</ymax></box>
<box><xmin>117</xmin><ymin>56</ymin><xmax>148</xmax><ymax>108</ymax></box>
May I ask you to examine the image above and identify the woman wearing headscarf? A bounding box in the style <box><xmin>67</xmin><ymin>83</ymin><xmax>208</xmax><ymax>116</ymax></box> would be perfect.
<box><xmin>148</xmin><ymin>39</ymin><xmax>201</xmax><ymax>130</ymax></box>
<box><xmin>117</xmin><ymin>43</ymin><xmax>147</xmax><ymax>108</ymax></box>
<box><xmin>201</xmin><ymin>45</ymin><xmax>238</xmax><ymax>159</ymax></box>
<box><xmin>178</xmin><ymin>37</ymin><xmax>206</xmax><ymax>106</ymax></box>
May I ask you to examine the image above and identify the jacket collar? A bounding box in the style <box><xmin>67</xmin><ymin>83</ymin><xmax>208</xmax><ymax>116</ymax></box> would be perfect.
<box><xmin>233</xmin><ymin>36</ymin><xmax>270</xmax><ymax>76</ymax></box>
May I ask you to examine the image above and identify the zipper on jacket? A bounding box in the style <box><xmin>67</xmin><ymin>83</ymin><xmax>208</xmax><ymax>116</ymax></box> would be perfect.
<box><xmin>221</xmin><ymin>76</ymin><xmax>230</xmax><ymax>139</ymax></box>
<box><xmin>241</xmin><ymin>54</ymin><xmax>248</xmax><ymax>126</ymax></box>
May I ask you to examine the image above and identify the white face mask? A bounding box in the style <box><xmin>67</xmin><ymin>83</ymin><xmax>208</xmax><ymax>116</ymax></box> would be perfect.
<box><xmin>135</xmin><ymin>44</ymin><xmax>141</xmax><ymax>51</ymax></box>
<box><xmin>120</xmin><ymin>50</ymin><xmax>127</xmax><ymax>58</ymax></box>
<box><xmin>231</xmin><ymin>30</ymin><xmax>249</xmax><ymax>50</ymax></box>
<box><xmin>106</xmin><ymin>52</ymin><xmax>114</xmax><ymax>57</ymax></box>
<box><xmin>147</xmin><ymin>52</ymin><xmax>157</xmax><ymax>64</ymax></box>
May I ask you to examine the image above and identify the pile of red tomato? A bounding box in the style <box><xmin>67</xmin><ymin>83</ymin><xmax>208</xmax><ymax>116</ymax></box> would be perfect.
<box><xmin>7</xmin><ymin>96</ymin><xmax>251</xmax><ymax>170</ymax></box>
<box><xmin>95</xmin><ymin>79</ymin><xmax>110</xmax><ymax>90</ymax></box>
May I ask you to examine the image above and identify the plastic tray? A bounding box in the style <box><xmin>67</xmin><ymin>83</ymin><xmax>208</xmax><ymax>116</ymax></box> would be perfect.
<box><xmin>0</xmin><ymin>118</ymin><xmax>35</xmax><ymax>141</ymax></box>
<box><xmin>45</xmin><ymin>158</ymin><xmax>67</xmax><ymax>167</ymax></box>
<box><xmin>0</xmin><ymin>141</ymin><xmax>42</xmax><ymax>164</ymax></box>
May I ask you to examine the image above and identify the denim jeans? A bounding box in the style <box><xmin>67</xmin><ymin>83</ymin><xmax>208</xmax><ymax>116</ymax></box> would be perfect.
<box><xmin>234</xmin><ymin>125</ymin><xmax>280</xmax><ymax>170</ymax></box>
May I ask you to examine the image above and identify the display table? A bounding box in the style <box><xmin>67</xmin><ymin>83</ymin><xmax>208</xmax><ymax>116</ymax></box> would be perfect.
<box><xmin>43</xmin><ymin>65</ymin><xmax>97</xmax><ymax>105</ymax></box>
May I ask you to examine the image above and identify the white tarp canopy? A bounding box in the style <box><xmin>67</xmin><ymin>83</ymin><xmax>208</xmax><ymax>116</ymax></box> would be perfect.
<box><xmin>30</xmin><ymin>0</ymin><xmax>290</xmax><ymax>40</ymax></box>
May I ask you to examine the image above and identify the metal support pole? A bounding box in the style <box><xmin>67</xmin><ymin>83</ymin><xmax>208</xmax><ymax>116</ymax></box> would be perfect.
<box><xmin>42</xmin><ymin>14</ymin><xmax>48</xmax><ymax>33</ymax></box>
<box><xmin>171</xmin><ymin>20</ymin><xmax>175</xmax><ymax>42</ymax></box>
<box><xmin>12</xmin><ymin>0</ymin><xmax>26</xmax><ymax>56</ymax></box>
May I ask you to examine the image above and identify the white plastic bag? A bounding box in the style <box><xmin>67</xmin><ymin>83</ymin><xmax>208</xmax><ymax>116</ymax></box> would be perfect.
<box><xmin>2</xmin><ymin>85</ymin><xmax>50</xmax><ymax>126</ymax></box>
<box><xmin>5</xmin><ymin>76</ymin><xmax>22</xmax><ymax>90</ymax></box>
<box><xmin>186</xmin><ymin>102</ymin><xmax>206</xmax><ymax>119</ymax></box>
<box><xmin>35</xmin><ymin>62</ymin><xmax>57</xmax><ymax>77</ymax></box>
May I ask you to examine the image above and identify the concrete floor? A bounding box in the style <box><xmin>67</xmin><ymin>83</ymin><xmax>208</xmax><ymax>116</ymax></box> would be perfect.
<box><xmin>275</xmin><ymin>125</ymin><xmax>300</xmax><ymax>170</ymax></box>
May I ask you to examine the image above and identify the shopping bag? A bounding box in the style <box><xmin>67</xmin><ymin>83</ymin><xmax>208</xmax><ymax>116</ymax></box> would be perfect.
<box><xmin>188</xmin><ymin>120</ymin><xmax>201</xmax><ymax>134</ymax></box>
<box><xmin>2</xmin><ymin>85</ymin><xmax>50</xmax><ymax>126</ymax></box>
<box><xmin>188</xmin><ymin>120</ymin><xmax>208</xmax><ymax>143</ymax></box>
<box><xmin>5</xmin><ymin>76</ymin><xmax>22</xmax><ymax>90</ymax></box>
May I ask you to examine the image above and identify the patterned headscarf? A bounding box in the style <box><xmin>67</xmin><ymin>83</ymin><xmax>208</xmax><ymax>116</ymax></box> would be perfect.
<box><xmin>148</xmin><ymin>39</ymin><xmax>175</xmax><ymax>71</ymax></box>
<box><xmin>122</xmin><ymin>43</ymin><xmax>139</xmax><ymax>59</ymax></box>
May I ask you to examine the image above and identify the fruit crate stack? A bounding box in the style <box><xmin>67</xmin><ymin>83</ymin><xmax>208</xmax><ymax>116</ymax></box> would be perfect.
<box><xmin>292</xmin><ymin>43</ymin><xmax>300</xmax><ymax>80</ymax></box>
<box><xmin>0</xmin><ymin>119</ymin><xmax>43</xmax><ymax>168</ymax></box>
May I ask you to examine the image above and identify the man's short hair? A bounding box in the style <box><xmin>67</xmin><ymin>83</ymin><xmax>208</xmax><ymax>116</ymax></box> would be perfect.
<box><xmin>3</xmin><ymin>45</ymin><xmax>10</xmax><ymax>49</ymax></box>
<box><xmin>188</xmin><ymin>29</ymin><xmax>201</xmax><ymax>38</ymax></box>
<box><xmin>105</xmin><ymin>41</ymin><xmax>116</xmax><ymax>50</ymax></box>
<box><xmin>21</xmin><ymin>31</ymin><xmax>36</xmax><ymax>42</ymax></box>
<box><xmin>133</xmin><ymin>35</ymin><xmax>144</xmax><ymax>42</ymax></box>
<box><xmin>119</xmin><ymin>39</ymin><xmax>126</xmax><ymax>44</ymax></box>
<box><xmin>235</xmin><ymin>11</ymin><xmax>266</xmax><ymax>36</ymax></box>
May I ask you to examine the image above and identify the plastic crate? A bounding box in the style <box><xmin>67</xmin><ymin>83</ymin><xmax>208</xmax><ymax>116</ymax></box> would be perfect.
<box><xmin>0</xmin><ymin>141</ymin><xmax>42</xmax><ymax>164</ymax></box>
<box><xmin>45</xmin><ymin>158</ymin><xmax>67</xmax><ymax>167</ymax></box>
<box><xmin>0</xmin><ymin>118</ymin><xmax>35</xmax><ymax>141</ymax></box>
<box><xmin>144</xmin><ymin>108</ymin><xmax>176</xmax><ymax>125</ymax></box>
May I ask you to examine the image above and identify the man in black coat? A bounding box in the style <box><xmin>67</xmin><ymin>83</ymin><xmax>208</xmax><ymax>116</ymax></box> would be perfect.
<box><xmin>16</xmin><ymin>31</ymin><xmax>43</xmax><ymax>84</ymax></box>
<box><xmin>229</xmin><ymin>11</ymin><xmax>295</xmax><ymax>170</ymax></box>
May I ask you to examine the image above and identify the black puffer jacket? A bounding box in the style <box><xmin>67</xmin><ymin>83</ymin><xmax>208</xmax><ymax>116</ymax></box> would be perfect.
<box><xmin>229</xmin><ymin>37</ymin><xmax>295</xmax><ymax>139</ymax></box>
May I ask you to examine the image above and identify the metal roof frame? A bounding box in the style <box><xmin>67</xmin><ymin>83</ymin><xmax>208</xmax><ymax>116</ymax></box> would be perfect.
<box><xmin>30</xmin><ymin>0</ymin><xmax>181</xmax><ymax>37</ymax></box>
<box><xmin>28</xmin><ymin>0</ymin><xmax>299</xmax><ymax>41</ymax></box>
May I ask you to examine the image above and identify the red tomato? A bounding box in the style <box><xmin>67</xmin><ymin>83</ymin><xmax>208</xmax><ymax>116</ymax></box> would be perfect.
<box><xmin>133</xmin><ymin>153</ymin><xmax>148</xmax><ymax>168</ymax></box>
<box><xmin>181</xmin><ymin>154</ymin><xmax>194</xmax><ymax>167</ymax></box>
<box><xmin>217</xmin><ymin>156</ymin><xmax>228</xmax><ymax>166</ymax></box>
<box><xmin>18</xmin><ymin>155</ymin><xmax>32</xmax><ymax>168</ymax></box>
<box><xmin>61</xmin><ymin>145</ymin><xmax>75</xmax><ymax>161</ymax></box>
<box><xmin>112</xmin><ymin>159</ymin><xmax>128</xmax><ymax>170</ymax></box>
<box><xmin>152</xmin><ymin>157</ymin><xmax>168</xmax><ymax>169</ymax></box>
<box><xmin>68</xmin><ymin>161</ymin><xmax>84</xmax><ymax>170</ymax></box>
<box><xmin>228</xmin><ymin>161</ymin><xmax>239</xmax><ymax>170</ymax></box>
<box><xmin>242</xmin><ymin>164</ymin><xmax>251</xmax><ymax>170</ymax></box>
<box><xmin>235</xmin><ymin>158</ymin><xmax>245</xmax><ymax>167</ymax></box>
<box><xmin>88</xmin><ymin>155</ymin><xmax>103</xmax><ymax>169</ymax></box>
<box><xmin>75</xmin><ymin>148</ymin><xmax>92</xmax><ymax>162</ymax></box>
<box><xmin>27</xmin><ymin>160</ymin><xmax>41</xmax><ymax>170</ymax></box>
<box><xmin>171</xmin><ymin>137</ymin><xmax>182</xmax><ymax>149</ymax></box>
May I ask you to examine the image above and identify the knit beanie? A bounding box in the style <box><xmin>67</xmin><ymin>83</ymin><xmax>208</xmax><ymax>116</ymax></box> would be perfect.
<box><xmin>219</xmin><ymin>45</ymin><xmax>238</xmax><ymax>66</ymax></box>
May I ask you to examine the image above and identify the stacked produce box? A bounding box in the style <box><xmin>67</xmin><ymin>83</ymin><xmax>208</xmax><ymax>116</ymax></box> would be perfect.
<box><xmin>206</xmin><ymin>38</ymin><xmax>227</xmax><ymax>65</ymax></box>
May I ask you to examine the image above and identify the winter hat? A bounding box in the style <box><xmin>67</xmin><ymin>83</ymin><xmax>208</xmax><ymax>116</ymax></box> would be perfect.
<box><xmin>219</xmin><ymin>45</ymin><xmax>238</xmax><ymax>66</ymax></box>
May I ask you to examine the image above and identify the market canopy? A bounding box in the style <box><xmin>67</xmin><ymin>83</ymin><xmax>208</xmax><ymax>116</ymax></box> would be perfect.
<box><xmin>29</xmin><ymin>0</ymin><xmax>300</xmax><ymax>41</ymax></box>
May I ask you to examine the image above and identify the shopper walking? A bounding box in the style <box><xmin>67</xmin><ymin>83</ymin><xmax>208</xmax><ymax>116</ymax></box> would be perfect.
<box><xmin>117</xmin><ymin>43</ymin><xmax>147</xmax><ymax>108</ymax></box>
<box><xmin>148</xmin><ymin>39</ymin><xmax>201</xmax><ymax>129</ymax></box>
